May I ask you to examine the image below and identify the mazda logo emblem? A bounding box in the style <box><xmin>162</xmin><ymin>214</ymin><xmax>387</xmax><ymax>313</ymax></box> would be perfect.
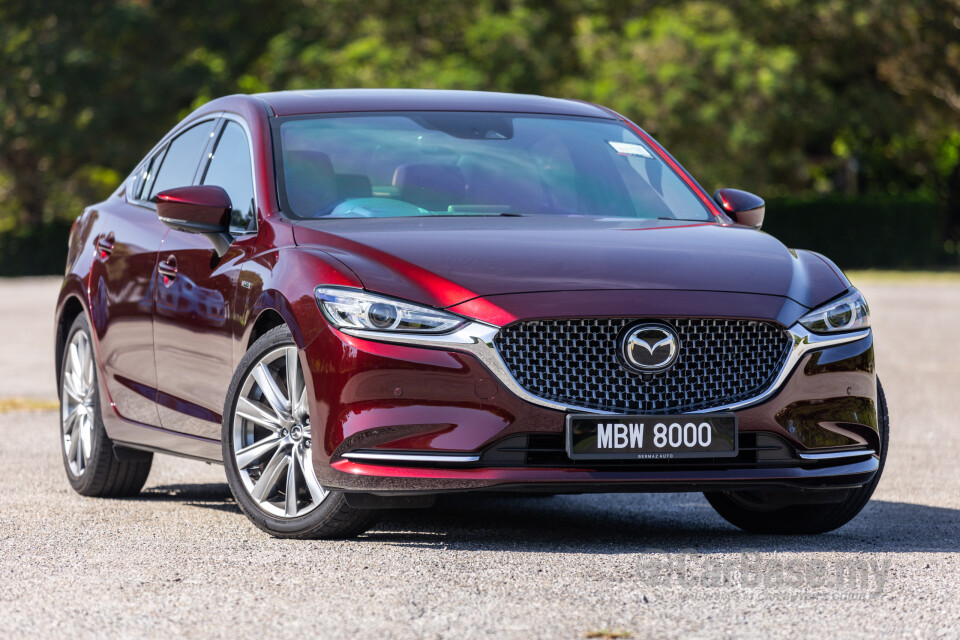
<box><xmin>620</xmin><ymin>323</ymin><xmax>680</xmax><ymax>372</ymax></box>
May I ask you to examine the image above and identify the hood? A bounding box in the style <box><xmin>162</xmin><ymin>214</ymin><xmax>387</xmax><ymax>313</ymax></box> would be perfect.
<box><xmin>291</xmin><ymin>217</ymin><xmax>847</xmax><ymax>309</ymax></box>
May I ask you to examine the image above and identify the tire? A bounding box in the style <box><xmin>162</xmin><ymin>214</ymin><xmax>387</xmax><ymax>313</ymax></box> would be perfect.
<box><xmin>222</xmin><ymin>325</ymin><xmax>377</xmax><ymax>539</ymax></box>
<box><xmin>705</xmin><ymin>379</ymin><xmax>889</xmax><ymax>534</ymax></box>
<box><xmin>59</xmin><ymin>314</ymin><xmax>152</xmax><ymax>497</ymax></box>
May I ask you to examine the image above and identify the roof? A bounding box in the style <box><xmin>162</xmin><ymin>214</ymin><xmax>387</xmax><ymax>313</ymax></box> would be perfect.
<box><xmin>251</xmin><ymin>89</ymin><xmax>614</xmax><ymax>119</ymax></box>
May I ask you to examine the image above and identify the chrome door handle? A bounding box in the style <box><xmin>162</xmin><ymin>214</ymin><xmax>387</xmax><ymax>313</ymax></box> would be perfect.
<box><xmin>158</xmin><ymin>255</ymin><xmax>178</xmax><ymax>284</ymax></box>
<box><xmin>97</xmin><ymin>232</ymin><xmax>115</xmax><ymax>258</ymax></box>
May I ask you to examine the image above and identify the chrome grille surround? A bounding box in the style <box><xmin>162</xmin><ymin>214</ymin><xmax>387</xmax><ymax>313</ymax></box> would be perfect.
<box><xmin>494</xmin><ymin>318</ymin><xmax>793</xmax><ymax>414</ymax></box>
<box><xmin>339</xmin><ymin>320</ymin><xmax>870</xmax><ymax>416</ymax></box>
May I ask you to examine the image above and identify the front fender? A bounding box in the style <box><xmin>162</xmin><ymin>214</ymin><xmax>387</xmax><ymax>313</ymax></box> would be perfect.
<box><xmin>788</xmin><ymin>248</ymin><xmax>850</xmax><ymax>309</ymax></box>
<box><xmin>235</xmin><ymin>246</ymin><xmax>363</xmax><ymax>356</ymax></box>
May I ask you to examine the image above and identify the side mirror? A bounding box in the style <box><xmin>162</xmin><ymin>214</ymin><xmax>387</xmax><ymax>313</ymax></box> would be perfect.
<box><xmin>713</xmin><ymin>188</ymin><xmax>765</xmax><ymax>230</ymax></box>
<box><xmin>156</xmin><ymin>185</ymin><xmax>233</xmax><ymax>257</ymax></box>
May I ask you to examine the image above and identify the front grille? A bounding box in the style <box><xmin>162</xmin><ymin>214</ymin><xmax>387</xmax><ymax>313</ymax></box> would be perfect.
<box><xmin>495</xmin><ymin>318</ymin><xmax>793</xmax><ymax>413</ymax></box>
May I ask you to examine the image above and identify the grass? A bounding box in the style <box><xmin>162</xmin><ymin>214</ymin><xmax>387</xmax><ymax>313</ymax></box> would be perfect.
<box><xmin>0</xmin><ymin>397</ymin><xmax>59</xmax><ymax>413</ymax></box>
<box><xmin>846</xmin><ymin>269</ymin><xmax>960</xmax><ymax>283</ymax></box>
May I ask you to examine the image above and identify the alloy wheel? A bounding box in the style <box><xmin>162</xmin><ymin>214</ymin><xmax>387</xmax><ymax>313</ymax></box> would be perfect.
<box><xmin>61</xmin><ymin>329</ymin><xmax>96</xmax><ymax>476</ymax></box>
<box><xmin>232</xmin><ymin>346</ymin><xmax>327</xmax><ymax>518</ymax></box>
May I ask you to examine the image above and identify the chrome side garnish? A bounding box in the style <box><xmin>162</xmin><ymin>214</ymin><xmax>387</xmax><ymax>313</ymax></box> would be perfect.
<box><xmin>340</xmin><ymin>322</ymin><xmax>871</xmax><ymax>415</ymax></box>
<box><xmin>797</xmin><ymin>449</ymin><xmax>876</xmax><ymax>461</ymax></box>
<box><xmin>341</xmin><ymin>451</ymin><xmax>481</xmax><ymax>463</ymax></box>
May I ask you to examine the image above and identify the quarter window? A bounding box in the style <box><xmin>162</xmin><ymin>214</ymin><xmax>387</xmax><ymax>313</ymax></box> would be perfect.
<box><xmin>134</xmin><ymin>151</ymin><xmax>163</xmax><ymax>202</ymax></box>
<box><xmin>202</xmin><ymin>121</ymin><xmax>256</xmax><ymax>232</ymax></box>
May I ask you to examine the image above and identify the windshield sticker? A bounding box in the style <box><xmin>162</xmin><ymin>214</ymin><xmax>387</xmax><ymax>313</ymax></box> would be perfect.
<box><xmin>608</xmin><ymin>141</ymin><xmax>653</xmax><ymax>158</ymax></box>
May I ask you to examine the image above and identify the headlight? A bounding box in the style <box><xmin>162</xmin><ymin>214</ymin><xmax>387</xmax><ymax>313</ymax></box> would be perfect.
<box><xmin>315</xmin><ymin>287</ymin><xmax>465</xmax><ymax>334</ymax></box>
<box><xmin>799</xmin><ymin>288</ymin><xmax>870</xmax><ymax>333</ymax></box>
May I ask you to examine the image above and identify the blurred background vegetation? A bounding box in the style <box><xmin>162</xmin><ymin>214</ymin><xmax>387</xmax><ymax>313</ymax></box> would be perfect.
<box><xmin>1</xmin><ymin>0</ymin><xmax>959</xmax><ymax>274</ymax></box>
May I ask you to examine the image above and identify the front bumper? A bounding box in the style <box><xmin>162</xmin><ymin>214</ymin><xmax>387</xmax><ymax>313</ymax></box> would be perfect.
<box><xmin>302</xmin><ymin>314</ymin><xmax>878</xmax><ymax>495</ymax></box>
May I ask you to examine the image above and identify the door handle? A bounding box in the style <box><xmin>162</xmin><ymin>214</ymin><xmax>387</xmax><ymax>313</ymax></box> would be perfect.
<box><xmin>97</xmin><ymin>232</ymin><xmax>115</xmax><ymax>259</ymax></box>
<box><xmin>157</xmin><ymin>255</ymin><xmax>178</xmax><ymax>285</ymax></box>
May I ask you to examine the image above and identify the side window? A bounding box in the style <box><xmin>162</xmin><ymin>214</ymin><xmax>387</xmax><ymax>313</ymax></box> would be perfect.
<box><xmin>147</xmin><ymin>120</ymin><xmax>217</xmax><ymax>200</ymax></box>
<box><xmin>134</xmin><ymin>150</ymin><xmax>164</xmax><ymax>202</ymax></box>
<box><xmin>127</xmin><ymin>164</ymin><xmax>143</xmax><ymax>199</ymax></box>
<box><xmin>202</xmin><ymin>121</ymin><xmax>256</xmax><ymax>232</ymax></box>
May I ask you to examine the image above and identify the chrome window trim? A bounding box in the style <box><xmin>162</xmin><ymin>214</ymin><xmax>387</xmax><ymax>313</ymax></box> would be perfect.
<box><xmin>123</xmin><ymin>111</ymin><xmax>261</xmax><ymax>238</ymax></box>
<box><xmin>126</xmin><ymin>113</ymin><xmax>224</xmax><ymax>210</ymax></box>
<box><xmin>341</xmin><ymin>322</ymin><xmax>872</xmax><ymax>415</ymax></box>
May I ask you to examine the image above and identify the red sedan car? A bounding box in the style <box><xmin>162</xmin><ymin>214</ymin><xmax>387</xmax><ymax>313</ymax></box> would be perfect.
<box><xmin>55</xmin><ymin>90</ymin><xmax>886</xmax><ymax>538</ymax></box>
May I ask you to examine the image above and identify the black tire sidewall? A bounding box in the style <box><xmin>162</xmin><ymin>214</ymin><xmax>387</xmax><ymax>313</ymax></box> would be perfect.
<box><xmin>705</xmin><ymin>378</ymin><xmax>890</xmax><ymax>534</ymax></box>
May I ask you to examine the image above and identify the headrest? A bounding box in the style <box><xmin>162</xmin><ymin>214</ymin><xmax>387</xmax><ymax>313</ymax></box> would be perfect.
<box><xmin>336</xmin><ymin>173</ymin><xmax>373</xmax><ymax>200</ymax></box>
<box><xmin>284</xmin><ymin>150</ymin><xmax>336</xmax><ymax>216</ymax></box>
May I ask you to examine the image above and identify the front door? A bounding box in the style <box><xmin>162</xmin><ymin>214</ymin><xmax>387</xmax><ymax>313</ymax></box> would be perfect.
<box><xmin>153</xmin><ymin>119</ymin><xmax>258</xmax><ymax>439</ymax></box>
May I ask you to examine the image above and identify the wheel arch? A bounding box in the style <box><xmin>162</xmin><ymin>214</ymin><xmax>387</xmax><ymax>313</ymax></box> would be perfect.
<box><xmin>55</xmin><ymin>289</ymin><xmax>89</xmax><ymax>390</ymax></box>
<box><xmin>247</xmin><ymin>308</ymin><xmax>287</xmax><ymax>349</ymax></box>
<box><xmin>236</xmin><ymin>245</ymin><xmax>361</xmax><ymax>358</ymax></box>
<box><xmin>241</xmin><ymin>290</ymin><xmax>311</xmax><ymax>356</ymax></box>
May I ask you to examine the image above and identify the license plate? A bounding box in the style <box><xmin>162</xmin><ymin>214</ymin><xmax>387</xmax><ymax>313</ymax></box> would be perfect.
<box><xmin>566</xmin><ymin>413</ymin><xmax>738</xmax><ymax>460</ymax></box>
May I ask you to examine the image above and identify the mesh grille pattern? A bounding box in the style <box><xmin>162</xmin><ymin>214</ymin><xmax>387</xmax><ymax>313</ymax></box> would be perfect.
<box><xmin>494</xmin><ymin>318</ymin><xmax>793</xmax><ymax>413</ymax></box>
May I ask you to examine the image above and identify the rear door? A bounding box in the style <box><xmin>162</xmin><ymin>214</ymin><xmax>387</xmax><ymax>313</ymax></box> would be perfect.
<box><xmin>89</xmin><ymin>119</ymin><xmax>218</xmax><ymax>427</ymax></box>
<box><xmin>153</xmin><ymin>117</ymin><xmax>259</xmax><ymax>439</ymax></box>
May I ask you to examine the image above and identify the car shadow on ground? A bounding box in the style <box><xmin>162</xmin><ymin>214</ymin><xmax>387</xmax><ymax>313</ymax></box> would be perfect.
<box><xmin>138</xmin><ymin>482</ymin><xmax>241</xmax><ymax>515</ymax></box>
<box><xmin>136</xmin><ymin>482</ymin><xmax>960</xmax><ymax>554</ymax></box>
<box><xmin>367</xmin><ymin>494</ymin><xmax>960</xmax><ymax>554</ymax></box>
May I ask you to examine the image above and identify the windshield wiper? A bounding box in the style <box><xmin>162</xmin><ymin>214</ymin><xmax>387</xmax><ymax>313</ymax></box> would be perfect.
<box><xmin>432</xmin><ymin>212</ymin><xmax>527</xmax><ymax>217</ymax></box>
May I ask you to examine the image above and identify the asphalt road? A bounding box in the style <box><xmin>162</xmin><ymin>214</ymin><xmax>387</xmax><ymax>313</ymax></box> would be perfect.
<box><xmin>1</xmin><ymin>276</ymin><xmax>958</xmax><ymax>639</ymax></box>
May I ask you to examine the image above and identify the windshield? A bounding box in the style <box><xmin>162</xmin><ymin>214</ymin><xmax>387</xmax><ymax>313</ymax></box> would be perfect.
<box><xmin>274</xmin><ymin>112</ymin><xmax>714</xmax><ymax>221</ymax></box>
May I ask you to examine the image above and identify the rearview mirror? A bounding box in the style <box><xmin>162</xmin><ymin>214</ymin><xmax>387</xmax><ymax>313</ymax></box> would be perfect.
<box><xmin>713</xmin><ymin>188</ymin><xmax>765</xmax><ymax>230</ymax></box>
<box><xmin>156</xmin><ymin>185</ymin><xmax>233</xmax><ymax>256</ymax></box>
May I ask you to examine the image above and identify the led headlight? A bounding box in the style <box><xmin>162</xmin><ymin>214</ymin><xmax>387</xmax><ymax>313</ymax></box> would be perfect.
<box><xmin>799</xmin><ymin>288</ymin><xmax>870</xmax><ymax>333</ymax></box>
<box><xmin>315</xmin><ymin>286</ymin><xmax>465</xmax><ymax>334</ymax></box>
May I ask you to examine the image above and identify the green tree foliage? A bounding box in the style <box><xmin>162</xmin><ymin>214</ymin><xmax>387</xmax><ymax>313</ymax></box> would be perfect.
<box><xmin>1</xmin><ymin>0</ymin><xmax>958</xmax><ymax>247</ymax></box>
<box><xmin>564</xmin><ymin>3</ymin><xmax>804</xmax><ymax>192</ymax></box>
<box><xmin>0</xmin><ymin>0</ymin><xmax>286</xmax><ymax>226</ymax></box>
